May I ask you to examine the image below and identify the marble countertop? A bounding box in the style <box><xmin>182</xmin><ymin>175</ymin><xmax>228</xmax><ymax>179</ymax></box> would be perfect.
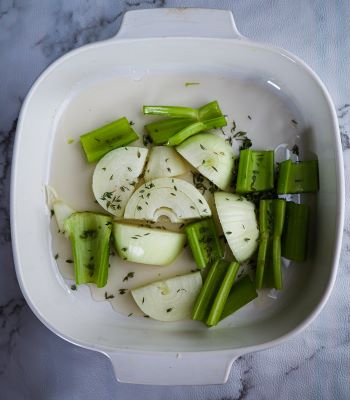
<box><xmin>1</xmin><ymin>0</ymin><xmax>349</xmax><ymax>398</ymax></box>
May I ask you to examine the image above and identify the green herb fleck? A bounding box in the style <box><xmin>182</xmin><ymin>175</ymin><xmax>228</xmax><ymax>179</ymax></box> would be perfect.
<box><xmin>231</xmin><ymin>120</ymin><xmax>236</xmax><ymax>132</ymax></box>
<box><xmin>80</xmin><ymin>229</ymin><xmax>97</xmax><ymax>239</ymax></box>
<box><xmin>185</xmin><ymin>82</ymin><xmax>200</xmax><ymax>86</ymax></box>
<box><xmin>291</xmin><ymin>144</ymin><xmax>299</xmax><ymax>156</ymax></box>
<box><xmin>123</xmin><ymin>272</ymin><xmax>135</xmax><ymax>282</ymax></box>
<box><xmin>233</xmin><ymin>131</ymin><xmax>247</xmax><ymax>138</ymax></box>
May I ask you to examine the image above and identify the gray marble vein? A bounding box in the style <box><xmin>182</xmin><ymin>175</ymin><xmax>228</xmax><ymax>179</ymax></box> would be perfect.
<box><xmin>0</xmin><ymin>0</ymin><xmax>349</xmax><ymax>399</ymax></box>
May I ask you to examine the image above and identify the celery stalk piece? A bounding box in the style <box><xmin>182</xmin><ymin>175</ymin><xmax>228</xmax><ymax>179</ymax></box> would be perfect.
<box><xmin>256</xmin><ymin>199</ymin><xmax>286</xmax><ymax>290</ymax></box>
<box><xmin>167</xmin><ymin>116</ymin><xmax>227</xmax><ymax>146</ymax></box>
<box><xmin>80</xmin><ymin>117</ymin><xmax>138</xmax><ymax>163</ymax></box>
<box><xmin>220</xmin><ymin>275</ymin><xmax>258</xmax><ymax>321</ymax></box>
<box><xmin>145</xmin><ymin>118</ymin><xmax>194</xmax><ymax>144</ymax></box>
<box><xmin>143</xmin><ymin>101</ymin><xmax>223</xmax><ymax>120</ymax></box>
<box><xmin>282</xmin><ymin>202</ymin><xmax>309</xmax><ymax>262</ymax></box>
<box><xmin>206</xmin><ymin>261</ymin><xmax>240</xmax><ymax>326</ymax></box>
<box><xmin>64</xmin><ymin>212</ymin><xmax>112</xmax><ymax>288</ymax></box>
<box><xmin>198</xmin><ymin>100</ymin><xmax>223</xmax><ymax>120</ymax></box>
<box><xmin>277</xmin><ymin>159</ymin><xmax>319</xmax><ymax>194</ymax></box>
<box><xmin>192</xmin><ymin>260</ymin><xmax>228</xmax><ymax>321</ymax></box>
<box><xmin>144</xmin><ymin>101</ymin><xmax>225</xmax><ymax>145</ymax></box>
<box><xmin>143</xmin><ymin>105</ymin><xmax>199</xmax><ymax>119</ymax></box>
<box><xmin>256</xmin><ymin>236</ymin><xmax>268</xmax><ymax>289</ymax></box>
<box><xmin>236</xmin><ymin>149</ymin><xmax>275</xmax><ymax>193</ymax></box>
<box><xmin>185</xmin><ymin>218</ymin><xmax>224</xmax><ymax>269</ymax></box>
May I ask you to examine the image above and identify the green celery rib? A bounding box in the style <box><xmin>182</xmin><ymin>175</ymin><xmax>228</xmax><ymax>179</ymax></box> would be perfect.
<box><xmin>167</xmin><ymin>116</ymin><xmax>227</xmax><ymax>146</ymax></box>
<box><xmin>272</xmin><ymin>236</ymin><xmax>282</xmax><ymax>289</ymax></box>
<box><xmin>192</xmin><ymin>260</ymin><xmax>228</xmax><ymax>321</ymax></box>
<box><xmin>220</xmin><ymin>275</ymin><xmax>258</xmax><ymax>321</ymax></box>
<box><xmin>185</xmin><ymin>218</ymin><xmax>224</xmax><ymax>269</ymax></box>
<box><xmin>80</xmin><ymin>117</ymin><xmax>138</xmax><ymax>163</ymax></box>
<box><xmin>277</xmin><ymin>159</ymin><xmax>319</xmax><ymax>194</ymax></box>
<box><xmin>256</xmin><ymin>199</ymin><xmax>286</xmax><ymax>290</ymax></box>
<box><xmin>198</xmin><ymin>101</ymin><xmax>223</xmax><ymax>120</ymax></box>
<box><xmin>282</xmin><ymin>202</ymin><xmax>309</xmax><ymax>262</ymax></box>
<box><xmin>145</xmin><ymin>118</ymin><xmax>194</xmax><ymax>144</ymax></box>
<box><xmin>206</xmin><ymin>261</ymin><xmax>240</xmax><ymax>326</ymax></box>
<box><xmin>256</xmin><ymin>237</ymin><xmax>268</xmax><ymax>289</ymax></box>
<box><xmin>236</xmin><ymin>150</ymin><xmax>275</xmax><ymax>193</ymax></box>
<box><xmin>143</xmin><ymin>105</ymin><xmax>198</xmax><ymax>119</ymax></box>
<box><xmin>143</xmin><ymin>101</ymin><xmax>223</xmax><ymax>120</ymax></box>
<box><xmin>144</xmin><ymin>101</ymin><xmax>225</xmax><ymax>145</ymax></box>
<box><xmin>64</xmin><ymin>212</ymin><xmax>112</xmax><ymax>288</ymax></box>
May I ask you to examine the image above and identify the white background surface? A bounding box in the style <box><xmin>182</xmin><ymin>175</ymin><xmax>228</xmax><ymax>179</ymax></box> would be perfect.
<box><xmin>0</xmin><ymin>1</ymin><xmax>349</xmax><ymax>398</ymax></box>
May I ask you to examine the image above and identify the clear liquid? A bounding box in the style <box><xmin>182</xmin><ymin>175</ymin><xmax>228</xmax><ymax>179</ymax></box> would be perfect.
<box><xmin>49</xmin><ymin>71</ymin><xmax>303</xmax><ymax>320</ymax></box>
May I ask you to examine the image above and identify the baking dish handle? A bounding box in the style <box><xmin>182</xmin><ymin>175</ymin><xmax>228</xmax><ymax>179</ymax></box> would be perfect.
<box><xmin>115</xmin><ymin>8</ymin><xmax>243</xmax><ymax>40</ymax></box>
<box><xmin>105</xmin><ymin>350</ymin><xmax>242</xmax><ymax>385</ymax></box>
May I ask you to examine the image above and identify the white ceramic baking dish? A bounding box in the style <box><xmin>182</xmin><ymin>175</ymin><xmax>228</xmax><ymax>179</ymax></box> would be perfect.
<box><xmin>11</xmin><ymin>9</ymin><xmax>344</xmax><ymax>385</ymax></box>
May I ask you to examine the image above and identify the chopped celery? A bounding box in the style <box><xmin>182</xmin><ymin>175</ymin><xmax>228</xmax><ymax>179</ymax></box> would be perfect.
<box><xmin>143</xmin><ymin>100</ymin><xmax>223</xmax><ymax>120</ymax></box>
<box><xmin>206</xmin><ymin>261</ymin><xmax>240</xmax><ymax>326</ymax></box>
<box><xmin>220</xmin><ymin>275</ymin><xmax>258</xmax><ymax>321</ymax></box>
<box><xmin>282</xmin><ymin>202</ymin><xmax>309</xmax><ymax>262</ymax></box>
<box><xmin>236</xmin><ymin>150</ymin><xmax>275</xmax><ymax>193</ymax></box>
<box><xmin>192</xmin><ymin>260</ymin><xmax>228</xmax><ymax>321</ymax></box>
<box><xmin>145</xmin><ymin>118</ymin><xmax>194</xmax><ymax>144</ymax></box>
<box><xmin>64</xmin><ymin>212</ymin><xmax>112</xmax><ymax>288</ymax></box>
<box><xmin>277</xmin><ymin>159</ymin><xmax>319</xmax><ymax>194</ymax></box>
<box><xmin>144</xmin><ymin>101</ymin><xmax>225</xmax><ymax>145</ymax></box>
<box><xmin>143</xmin><ymin>105</ymin><xmax>199</xmax><ymax>119</ymax></box>
<box><xmin>256</xmin><ymin>199</ymin><xmax>286</xmax><ymax>290</ymax></box>
<box><xmin>80</xmin><ymin>117</ymin><xmax>138</xmax><ymax>163</ymax></box>
<box><xmin>185</xmin><ymin>218</ymin><xmax>224</xmax><ymax>269</ymax></box>
<box><xmin>167</xmin><ymin>116</ymin><xmax>227</xmax><ymax>146</ymax></box>
<box><xmin>198</xmin><ymin>101</ymin><xmax>223</xmax><ymax>120</ymax></box>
